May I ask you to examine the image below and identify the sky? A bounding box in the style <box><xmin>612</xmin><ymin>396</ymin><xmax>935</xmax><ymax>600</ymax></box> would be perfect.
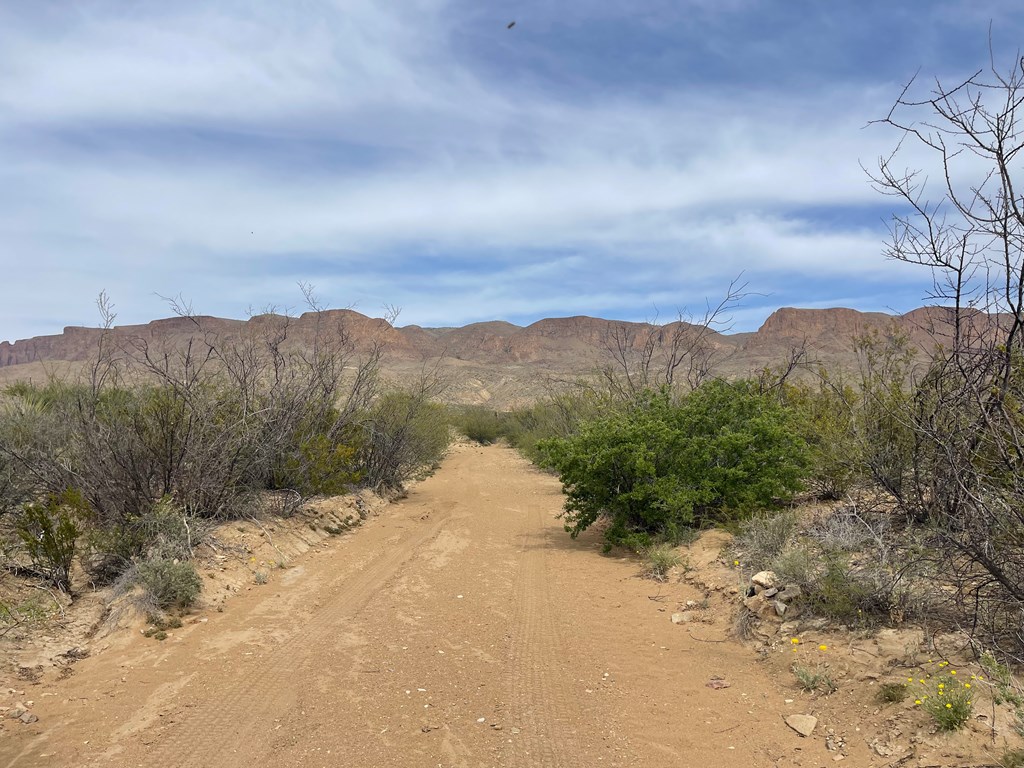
<box><xmin>1</xmin><ymin>0</ymin><xmax>1021</xmax><ymax>341</ymax></box>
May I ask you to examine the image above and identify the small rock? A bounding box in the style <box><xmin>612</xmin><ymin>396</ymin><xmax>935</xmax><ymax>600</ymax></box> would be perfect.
<box><xmin>671</xmin><ymin>612</ymin><xmax>693</xmax><ymax>624</ymax></box>
<box><xmin>779</xmin><ymin>621</ymin><xmax>800</xmax><ymax>635</ymax></box>
<box><xmin>774</xmin><ymin>600</ymin><xmax>788</xmax><ymax>617</ymax></box>
<box><xmin>764</xmin><ymin>587</ymin><xmax>779</xmax><ymax>598</ymax></box>
<box><xmin>777</xmin><ymin>585</ymin><xmax>803</xmax><ymax>602</ymax></box>
<box><xmin>785</xmin><ymin>714</ymin><xmax>818</xmax><ymax>737</ymax></box>
<box><xmin>751</xmin><ymin>570</ymin><xmax>779</xmax><ymax>589</ymax></box>
<box><xmin>8</xmin><ymin>709</ymin><xmax>26</xmax><ymax>720</ymax></box>
<box><xmin>19</xmin><ymin>712</ymin><xmax>39</xmax><ymax>724</ymax></box>
<box><xmin>871</xmin><ymin>741</ymin><xmax>893</xmax><ymax>757</ymax></box>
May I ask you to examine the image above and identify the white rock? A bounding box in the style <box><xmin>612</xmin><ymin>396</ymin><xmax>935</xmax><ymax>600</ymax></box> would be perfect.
<box><xmin>785</xmin><ymin>714</ymin><xmax>818</xmax><ymax>737</ymax></box>
<box><xmin>751</xmin><ymin>570</ymin><xmax>779</xmax><ymax>589</ymax></box>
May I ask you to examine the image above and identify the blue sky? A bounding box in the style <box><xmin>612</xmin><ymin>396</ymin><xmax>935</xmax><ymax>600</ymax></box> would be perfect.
<box><xmin>1</xmin><ymin>0</ymin><xmax>1021</xmax><ymax>341</ymax></box>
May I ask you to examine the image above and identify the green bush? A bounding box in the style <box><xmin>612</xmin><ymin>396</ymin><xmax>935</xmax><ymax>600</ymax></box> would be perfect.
<box><xmin>16</xmin><ymin>490</ymin><xmax>86</xmax><ymax>592</ymax></box>
<box><xmin>276</xmin><ymin>434</ymin><xmax>362</xmax><ymax>496</ymax></box>
<box><xmin>81</xmin><ymin>496</ymin><xmax>201</xmax><ymax>581</ymax></box>
<box><xmin>784</xmin><ymin>379</ymin><xmax>859</xmax><ymax>500</ymax></box>
<box><xmin>134</xmin><ymin>558</ymin><xmax>202</xmax><ymax>611</ymax></box>
<box><xmin>360</xmin><ymin>391</ymin><xmax>451</xmax><ymax>491</ymax></box>
<box><xmin>539</xmin><ymin>381</ymin><xmax>808</xmax><ymax>547</ymax></box>
<box><xmin>454</xmin><ymin>407</ymin><xmax>505</xmax><ymax>445</ymax></box>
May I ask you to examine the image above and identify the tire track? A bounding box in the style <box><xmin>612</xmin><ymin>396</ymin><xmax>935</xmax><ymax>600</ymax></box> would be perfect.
<box><xmin>504</xmin><ymin>504</ymin><xmax>587</xmax><ymax>768</ymax></box>
<box><xmin>100</xmin><ymin>509</ymin><xmax>455</xmax><ymax>768</ymax></box>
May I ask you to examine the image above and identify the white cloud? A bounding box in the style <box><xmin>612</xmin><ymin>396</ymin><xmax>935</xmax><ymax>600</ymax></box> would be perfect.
<box><xmin>0</xmin><ymin>1</ymin><xmax>949</xmax><ymax>340</ymax></box>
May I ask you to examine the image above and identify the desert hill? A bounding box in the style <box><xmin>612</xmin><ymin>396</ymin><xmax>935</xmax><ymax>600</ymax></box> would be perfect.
<box><xmin>0</xmin><ymin>306</ymin><xmax>966</xmax><ymax>407</ymax></box>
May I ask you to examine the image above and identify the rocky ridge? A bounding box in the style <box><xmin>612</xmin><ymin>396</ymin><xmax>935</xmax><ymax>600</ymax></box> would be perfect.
<box><xmin>0</xmin><ymin>306</ymin><xmax>978</xmax><ymax>406</ymax></box>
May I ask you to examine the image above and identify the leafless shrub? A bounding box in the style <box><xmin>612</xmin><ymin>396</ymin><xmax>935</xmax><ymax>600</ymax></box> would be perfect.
<box><xmin>869</xmin><ymin>45</ymin><xmax>1024</xmax><ymax>658</ymax></box>
<box><xmin>600</xmin><ymin>276</ymin><xmax>747</xmax><ymax>400</ymax></box>
<box><xmin>733</xmin><ymin>510</ymin><xmax>799</xmax><ymax>571</ymax></box>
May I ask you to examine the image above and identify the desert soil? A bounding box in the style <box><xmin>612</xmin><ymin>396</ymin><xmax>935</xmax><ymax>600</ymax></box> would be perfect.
<box><xmin>0</xmin><ymin>444</ymin><xmax>909</xmax><ymax>767</ymax></box>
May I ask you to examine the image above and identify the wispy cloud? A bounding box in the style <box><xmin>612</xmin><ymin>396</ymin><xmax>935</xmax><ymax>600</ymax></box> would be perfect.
<box><xmin>1</xmin><ymin>0</ymin><xmax>1019</xmax><ymax>340</ymax></box>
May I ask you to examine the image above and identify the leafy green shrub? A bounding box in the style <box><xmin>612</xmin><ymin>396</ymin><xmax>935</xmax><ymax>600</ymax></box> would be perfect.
<box><xmin>276</xmin><ymin>434</ymin><xmax>362</xmax><ymax>496</ymax></box>
<box><xmin>16</xmin><ymin>490</ymin><xmax>86</xmax><ymax>592</ymax></box>
<box><xmin>134</xmin><ymin>559</ymin><xmax>202</xmax><ymax>611</ymax></box>
<box><xmin>784</xmin><ymin>379</ymin><xmax>859</xmax><ymax>500</ymax></box>
<box><xmin>539</xmin><ymin>381</ymin><xmax>807</xmax><ymax>547</ymax></box>
<box><xmin>455</xmin><ymin>407</ymin><xmax>505</xmax><ymax>445</ymax></box>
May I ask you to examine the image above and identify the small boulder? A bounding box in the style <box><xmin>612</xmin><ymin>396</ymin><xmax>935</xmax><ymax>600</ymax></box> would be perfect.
<box><xmin>774</xmin><ymin>600</ymin><xmax>788</xmax><ymax>617</ymax></box>
<box><xmin>751</xmin><ymin>571</ymin><xmax>779</xmax><ymax>589</ymax></box>
<box><xmin>777</xmin><ymin>585</ymin><xmax>803</xmax><ymax>602</ymax></box>
<box><xmin>671</xmin><ymin>612</ymin><xmax>693</xmax><ymax>624</ymax></box>
<box><xmin>785</xmin><ymin>714</ymin><xmax>818</xmax><ymax>737</ymax></box>
<box><xmin>19</xmin><ymin>712</ymin><xmax>39</xmax><ymax>725</ymax></box>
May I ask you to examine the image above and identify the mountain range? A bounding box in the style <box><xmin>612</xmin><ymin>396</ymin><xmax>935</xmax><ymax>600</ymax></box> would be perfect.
<box><xmin>0</xmin><ymin>306</ymin><xmax>963</xmax><ymax>407</ymax></box>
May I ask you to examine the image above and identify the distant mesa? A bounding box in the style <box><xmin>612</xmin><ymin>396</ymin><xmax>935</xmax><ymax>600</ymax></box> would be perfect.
<box><xmin>0</xmin><ymin>305</ymin><xmax>968</xmax><ymax>406</ymax></box>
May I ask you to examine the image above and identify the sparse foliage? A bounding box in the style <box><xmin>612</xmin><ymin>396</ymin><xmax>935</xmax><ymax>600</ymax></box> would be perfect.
<box><xmin>870</xmin><ymin>48</ymin><xmax>1024</xmax><ymax>658</ymax></box>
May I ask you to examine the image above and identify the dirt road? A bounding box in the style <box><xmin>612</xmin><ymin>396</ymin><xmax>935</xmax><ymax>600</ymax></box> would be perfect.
<box><xmin>2</xmin><ymin>444</ymin><xmax>809</xmax><ymax>767</ymax></box>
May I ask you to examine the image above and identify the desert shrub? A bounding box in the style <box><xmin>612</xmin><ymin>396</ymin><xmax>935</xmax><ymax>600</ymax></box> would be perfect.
<box><xmin>133</xmin><ymin>558</ymin><xmax>202</xmax><ymax>611</ymax></box>
<box><xmin>454</xmin><ymin>407</ymin><xmax>505</xmax><ymax>445</ymax></box>
<box><xmin>805</xmin><ymin>505</ymin><xmax>875</xmax><ymax>551</ymax></box>
<box><xmin>360</xmin><ymin>387</ymin><xmax>451</xmax><ymax>491</ymax></box>
<box><xmin>641</xmin><ymin>544</ymin><xmax>683</xmax><ymax>581</ymax></box>
<box><xmin>916</xmin><ymin>672</ymin><xmax>973</xmax><ymax>731</ymax></box>
<box><xmin>81</xmin><ymin>496</ymin><xmax>203</xmax><ymax>581</ymax></box>
<box><xmin>770</xmin><ymin>546</ymin><xmax>818</xmax><ymax>591</ymax></box>
<box><xmin>540</xmin><ymin>381</ymin><xmax>807</xmax><ymax>547</ymax></box>
<box><xmin>878</xmin><ymin>682</ymin><xmax>909</xmax><ymax>703</ymax></box>
<box><xmin>785</xmin><ymin>378</ymin><xmax>860</xmax><ymax>500</ymax></box>
<box><xmin>806</xmin><ymin>553</ymin><xmax>916</xmax><ymax>625</ymax></box>
<box><xmin>274</xmin><ymin>433</ymin><xmax>362</xmax><ymax>496</ymax></box>
<box><xmin>734</xmin><ymin>511</ymin><xmax>799</xmax><ymax>571</ymax></box>
<box><xmin>792</xmin><ymin>663</ymin><xmax>837</xmax><ymax>694</ymax></box>
<box><xmin>15</xmin><ymin>490</ymin><xmax>87</xmax><ymax>592</ymax></box>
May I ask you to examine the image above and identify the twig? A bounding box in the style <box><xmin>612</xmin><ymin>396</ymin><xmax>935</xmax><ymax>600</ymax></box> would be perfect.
<box><xmin>688</xmin><ymin>630</ymin><xmax>727</xmax><ymax>643</ymax></box>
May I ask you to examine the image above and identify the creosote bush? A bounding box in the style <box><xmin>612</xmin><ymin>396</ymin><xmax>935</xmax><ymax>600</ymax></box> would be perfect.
<box><xmin>540</xmin><ymin>381</ymin><xmax>807</xmax><ymax>549</ymax></box>
<box><xmin>15</xmin><ymin>490</ymin><xmax>86</xmax><ymax>592</ymax></box>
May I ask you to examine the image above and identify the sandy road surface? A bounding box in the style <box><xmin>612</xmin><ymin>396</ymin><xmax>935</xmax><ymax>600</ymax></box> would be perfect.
<box><xmin>2</xmin><ymin>444</ymin><xmax>809</xmax><ymax>768</ymax></box>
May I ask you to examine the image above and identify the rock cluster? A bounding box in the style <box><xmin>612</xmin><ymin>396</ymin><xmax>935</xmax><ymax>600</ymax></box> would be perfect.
<box><xmin>742</xmin><ymin>570</ymin><xmax>802</xmax><ymax>619</ymax></box>
<box><xmin>4</xmin><ymin>698</ymin><xmax>39</xmax><ymax>725</ymax></box>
